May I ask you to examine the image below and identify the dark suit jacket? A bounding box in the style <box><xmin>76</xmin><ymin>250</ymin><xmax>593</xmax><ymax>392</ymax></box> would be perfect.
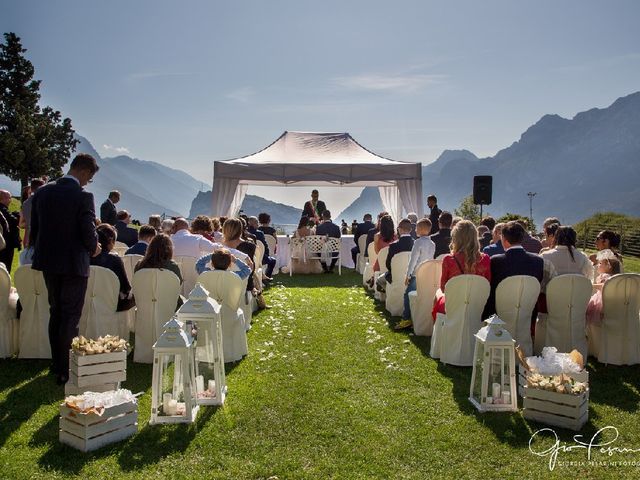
<box><xmin>429</xmin><ymin>206</ymin><xmax>442</xmax><ymax>235</ymax></box>
<box><xmin>354</xmin><ymin>221</ymin><xmax>375</xmax><ymax>247</ymax></box>
<box><xmin>385</xmin><ymin>235</ymin><xmax>414</xmax><ymax>283</ymax></box>
<box><xmin>100</xmin><ymin>199</ymin><xmax>117</xmax><ymax>225</ymax></box>
<box><xmin>125</xmin><ymin>241</ymin><xmax>148</xmax><ymax>256</ymax></box>
<box><xmin>302</xmin><ymin>200</ymin><xmax>326</xmax><ymax>221</ymax></box>
<box><xmin>480</xmin><ymin>232</ymin><xmax>492</xmax><ymax>249</ymax></box>
<box><xmin>430</xmin><ymin>228</ymin><xmax>451</xmax><ymax>258</ymax></box>
<box><xmin>248</xmin><ymin>226</ymin><xmax>270</xmax><ymax>260</ymax></box>
<box><xmin>364</xmin><ymin>227</ymin><xmax>378</xmax><ymax>257</ymax></box>
<box><xmin>115</xmin><ymin>221</ymin><xmax>138</xmax><ymax>247</ymax></box>
<box><xmin>31</xmin><ymin>177</ymin><xmax>98</xmax><ymax>277</ymax></box>
<box><xmin>315</xmin><ymin>220</ymin><xmax>341</xmax><ymax>238</ymax></box>
<box><xmin>0</xmin><ymin>204</ymin><xmax>20</xmax><ymax>249</ymax></box>
<box><xmin>483</xmin><ymin>239</ymin><xmax>505</xmax><ymax>257</ymax></box>
<box><xmin>90</xmin><ymin>251</ymin><xmax>131</xmax><ymax>296</ymax></box>
<box><xmin>485</xmin><ymin>247</ymin><xmax>544</xmax><ymax>315</ymax></box>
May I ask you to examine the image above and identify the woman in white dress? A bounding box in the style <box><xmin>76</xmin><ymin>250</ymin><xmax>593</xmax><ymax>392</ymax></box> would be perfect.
<box><xmin>540</xmin><ymin>226</ymin><xmax>593</xmax><ymax>278</ymax></box>
<box><xmin>290</xmin><ymin>216</ymin><xmax>322</xmax><ymax>274</ymax></box>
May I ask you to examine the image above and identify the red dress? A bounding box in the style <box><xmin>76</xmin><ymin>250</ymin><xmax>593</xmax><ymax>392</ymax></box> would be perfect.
<box><xmin>432</xmin><ymin>252</ymin><xmax>491</xmax><ymax>321</ymax></box>
<box><xmin>373</xmin><ymin>234</ymin><xmax>397</xmax><ymax>271</ymax></box>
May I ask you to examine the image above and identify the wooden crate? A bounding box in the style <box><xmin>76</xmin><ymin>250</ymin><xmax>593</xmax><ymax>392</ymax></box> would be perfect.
<box><xmin>59</xmin><ymin>401</ymin><xmax>137</xmax><ymax>452</ymax></box>
<box><xmin>522</xmin><ymin>385</ymin><xmax>589</xmax><ymax>431</ymax></box>
<box><xmin>65</xmin><ymin>381</ymin><xmax>119</xmax><ymax>396</ymax></box>
<box><xmin>69</xmin><ymin>350</ymin><xmax>127</xmax><ymax>388</ymax></box>
<box><xmin>517</xmin><ymin>365</ymin><xmax>588</xmax><ymax>397</ymax></box>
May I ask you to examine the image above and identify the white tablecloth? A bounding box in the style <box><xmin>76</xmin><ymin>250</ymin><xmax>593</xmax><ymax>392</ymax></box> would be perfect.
<box><xmin>275</xmin><ymin>235</ymin><xmax>356</xmax><ymax>270</ymax></box>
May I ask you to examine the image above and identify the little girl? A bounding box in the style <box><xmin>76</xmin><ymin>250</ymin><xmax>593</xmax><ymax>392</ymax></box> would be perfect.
<box><xmin>586</xmin><ymin>252</ymin><xmax>621</xmax><ymax>325</ymax></box>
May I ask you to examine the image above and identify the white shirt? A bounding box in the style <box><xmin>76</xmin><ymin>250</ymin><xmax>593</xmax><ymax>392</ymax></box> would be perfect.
<box><xmin>171</xmin><ymin>229</ymin><xmax>249</xmax><ymax>261</ymax></box>
<box><xmin>540</xmin><ymin>245</ymin><xmax>593</xmax><ymax>278</ymax></box>
<box><xmin>407</xmin><ymin>235</ymin><xmax>436</xmax><ymax>277</ymax></box>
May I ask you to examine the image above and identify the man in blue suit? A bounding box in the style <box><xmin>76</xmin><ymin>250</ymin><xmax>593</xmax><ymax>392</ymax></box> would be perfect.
<box><xmin>482</xmin><ymin>223</ymin><xmax>506</xmax><ymax>257</ymax></box>
<box><xmin>315</xmin><ymin>210</ymin><xmax>341</xmax><ymax>273</ymax></box>
<box><xmin>351</xmin><ymin>213</ymin><xmax>375</xmax><ymax>265</ymax></box>
<box><xmin>31</xmin><ymin>154</ymin><xmax>101</xmax><ymax>384</ymax></box>
<box><xmin>125</xmin><ymin>225</ymin><xmax>157</xmax><ymax>256</ymax></box>
<box><xmin>248</xmin><ymin>216</ymin><xmax>276</xmax><ymax>279</ymax></box>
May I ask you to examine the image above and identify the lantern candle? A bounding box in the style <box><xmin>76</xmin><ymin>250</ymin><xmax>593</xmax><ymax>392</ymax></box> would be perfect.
<box><xmin>492</xmin><ymin>383</ymin><xmax>501</xmax><ymax>400</ymax></box>
<box><xmin>502</xmin><ymin>391</ymin><xmax>511</xmax><ymax>404</ymax></box>
<box><xmin>208</xmin><ymin>380</ymin><xmax>215</xmax><ymax>393</ymax></box>
<box><xmin>163</xmin><ymin>393</ymin><xmax>172</xmax><ymax>413</ymax></box>
<box><xmin>167</xmin><ymin>399</ymin><xmax>178</xmax><ymax>416</ymax></box>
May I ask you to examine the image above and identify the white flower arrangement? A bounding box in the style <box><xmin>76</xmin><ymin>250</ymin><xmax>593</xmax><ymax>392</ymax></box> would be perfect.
<box><xmin>71</xmin><ymin>335</ymin><xmax>129</xmax><ymax>355</ymax></box>
<box><xmin>526</xmin><ymin>373</ymin><xmax>587</xmax><ymax>395</ymax></box>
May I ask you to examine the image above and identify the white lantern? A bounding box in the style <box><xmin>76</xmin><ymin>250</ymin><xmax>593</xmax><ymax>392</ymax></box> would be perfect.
<box><xmin>469</xmin><ymin>315</ymin><xmax>518</xmax><ymax>412</ymax></box>
<box><xmin>176</xmin><ymin>283</ymin><xmax>226</xmax><ymax>406</ymax></box>
<box><xmin>150</xmin><ymin>317</ymin><xmax>199</xmax><ymax>424</ymax></box>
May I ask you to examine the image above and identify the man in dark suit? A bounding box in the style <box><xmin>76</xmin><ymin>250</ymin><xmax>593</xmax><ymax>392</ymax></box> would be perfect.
<box><xmin>302</xmin><ymin>189</ymin><xmax>326</xmax><ymax>225</ymax></box>
<box><xmin>430</xmin><ymin>211</ymin><xmax>453</xmax><ymax>258</ymax></box>
<box><xmin>125</xmin><ymin>224</ymin><xmax>157</xmax><ymax>256</ymax></box>
<box><xmin>115</xmin><ymin>210</ymin><xmax>138</xmax><ymax>247</ymax></box>
<box><xmin>100</xmin><ymin>190</ymin><xmax>120</xmax><ymax>225</ymax></box>
<box><xmin>376</xmin><ymin>219</ymin><xmax>414</xmax><ymax>292</ymax></box>
<box><xmin>516</xmin><ymin>220</ymin><xmax>543</xmax><ymax>254</ymax></box>
<box><xmin>485</xmin><ymin>221</ymin><xmax>544</xmax><ymax>316</ymax></box>
<box><xmin>31</xmin><ymin>154</ymin><xmax>101</xmax><ymax>384</ymax></box>
<box><xmin>351</xmin><ymin>213</ymin><xmax>375</xmax><ymax>265</ymax></box>
<box><xmin>427</xmin><ymin>194</ymin><xmax>442</xmax><ymax>235</ymax></box>
<box><xmin>248</xmin><ymin>216</ymin><xmax>276</xmax><ymax>279</ymax></box>
<box><xmin>315</xmin><ymin>210</ymin><xmax>341</xmax><ymax>273</ymax></box>
<box><xmin>0</xmin><ymin>190</ymin><xmax>21</xmax><ymax>272</ymax></box>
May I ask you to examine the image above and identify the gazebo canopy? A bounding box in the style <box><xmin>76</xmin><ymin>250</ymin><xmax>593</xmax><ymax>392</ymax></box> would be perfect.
<box><xmin>212</xmin><ymin>131</ymin><xmax>424</xmax><ymax>221</ymax></box>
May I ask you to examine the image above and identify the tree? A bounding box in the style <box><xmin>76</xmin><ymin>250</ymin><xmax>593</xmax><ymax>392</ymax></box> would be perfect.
<box><xmin>496</xmin><ymin>213</ymin><xmax>537</xmax><ymax>233</ymax></box>
<box><xmin>454</xmin><ymin>195</ymin><xmax>482</xmax><ymax>225</ymax></box>
<box><xmin>0</xmin><ymin>32</ymin><xmax>77</xmax><ymax>190</ymax></box>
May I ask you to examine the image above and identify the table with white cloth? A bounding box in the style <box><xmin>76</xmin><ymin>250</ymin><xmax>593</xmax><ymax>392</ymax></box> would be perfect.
<box><xmin>275</xmin><ymin>235</ymin><xmax>356</xmax><ymax>271</ymax></box>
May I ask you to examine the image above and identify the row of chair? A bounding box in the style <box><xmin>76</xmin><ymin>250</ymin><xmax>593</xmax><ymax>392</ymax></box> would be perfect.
<box><xmin>289</xmin><ymin>236</ymin><xmax>342</xmax><ymax>275</ymax></box>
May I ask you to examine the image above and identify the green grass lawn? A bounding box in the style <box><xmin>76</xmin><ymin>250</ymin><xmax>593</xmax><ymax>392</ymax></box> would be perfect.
<box><xmin>1</xmin><ymin>270</ymin><xmax>639</xmax><ymax>479</ymax></box>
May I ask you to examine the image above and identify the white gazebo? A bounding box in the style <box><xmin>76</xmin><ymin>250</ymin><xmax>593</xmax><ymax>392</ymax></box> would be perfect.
<box><xmin>211</xmin><ymin>131</ymin><xmax>424</xmax><ymax>222</ymax></box>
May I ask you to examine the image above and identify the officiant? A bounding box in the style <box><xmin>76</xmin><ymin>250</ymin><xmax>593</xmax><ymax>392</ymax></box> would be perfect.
<box><xmin>302</xmin><ymin>189</ymin><xmax>326</xmax><ymax>225</ymax></box>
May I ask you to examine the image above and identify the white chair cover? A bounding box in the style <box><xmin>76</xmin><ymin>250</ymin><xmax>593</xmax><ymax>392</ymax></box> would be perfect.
<box><xmin>175</xmin><ymin>255</ymin><xmax>199</xmax><ymax>298</ymax></box>
<box><xmin>121</xmin><ymin>254</ymin><xmax>143</xmax><ymax>333</ymax></box>
<box><xmin>264</xmin><ymin>234</ymin><xmax>277</xmax><ymax>260</ymax></box>
<box><xmin>356</xmin><ymin>235</ymin><xmax>367</xmax><ymax>274</ymax></box>
<box><xmin>495</xmin><ymin>275</ymin><xmax>540</xmax><ymax>356</ymax></box>
<box><xmin>430</xmin><ymin>275</ymin><xmax>490</xmax><ymax>366</ymax></box>
<box><xmin>534</xmin><ymin>274</ymin><xmax>591</xmax><ymax>358</ymax></box>
<box><xmin>79</xmin><ymin>266</ymin><xmax>121</xmax><ymax>340</ymax></box>
<box><xmin>409</xmin><ymin>259</ymin><xmax>443</xmax><ymax>336</ymax></box>
<box><xmin>588</xmin><ymin>273</ymin><xmax>640</xmax><ymax>365</ymax></box>
<box><xmin>289</xmin><ymin>236</ymin><xmax>305</xmax><ymax>276</ymax></box>
<box><xmin>14</xmin><ymin>265</ymin><xmax>51</xmax><ymax>359</ymax></box>
<box><xmin>374</xmin><ymin>247</ymin><xmax>389</xmax><ymax>301</ymax></box>
<box><xmin>197</xmin><ymin>270</ymin><xmax>248</xmax><ymax>363</ymax></box>
<box><xmin>385</xmin><ymin>252</ymin><xmax>411</xmax><ymax>316</ymax></box>
<box><xmin>362</xmin><ymin>242</ymin><xmax>378</xmax><ymax>287</ymax></box>
<box><xmin>322</xmin><ymin>237</ymin><xmax>342</xmax><ymax>275</ymax></box>
<box><xmin>0</xmin><ymin>267</ymin><xmax>18</xmax><ymax>358</ymax></box>
<box><xmin>132</xmin><ymin>269</ymin><xmax>181</xmax><ymax>363</ymax></box>
<box><xmin>113</xmin><ymin>241</ymin><xmax>128</xmax><ymax>256</ymax></box>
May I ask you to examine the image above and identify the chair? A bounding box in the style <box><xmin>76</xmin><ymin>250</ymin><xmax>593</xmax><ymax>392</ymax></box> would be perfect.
<box><xmin>132</xmin><ymin>269</ymin><xmax>181</xmax><ymax>363</ymax></box>
<box><xmin>121</xmin><ymin>254</ymin><xmax>143</xmax><ymax>333</ymax></box>
<box><xmin>408</xmin><ymin>259</ymin><xmax>443</xmax><ymax>336</ymax></box>
<box><xmin>385</xmin><ymin>252</ymin><xmax>411</xmax><ymax>316</ymax></box>
<box><xmin>197</xmin><ymin>270</ymin><xmax>248</xmax><ymax>363</ymax></box>
<box><xmin>175</xmin><ymin>255</ymin><xmax>199</xmax><ymax>297</ymax></box>
<box><xmin>356</xmin><ymin>235</ymin><xmax>367</xmax><ymax>274</ymax></box>
<box><xmin>430</xmin><ymin>275</ymin><xmax>490</xmax><ymax>366</ymax></box>
<box><xmin>374</xmin><ymin>247</ymin><xmax>389</xmax><ymax>301</ymax></box>
<box><xmin>362</xmin><ymin>242</ymin><xmax>378</xmax><ymax>288</ymax></box>
<box><xmin>264</xmin><ymin>234</ymin><xmax>277</xmax><ymax>261</ymax></box>
<box><xmin>79</xmin><ymin>266</ymin><xmax>126</xmax><ymax>340</ymax></box>
<box><xmin>254</xmin><ymin>241</ymin><xmax>265</xmax><ymax>284</ymax></box>
<box><xmin>14</xmin><ymin>265</ymin><xmax>51</xmax><ymax>359</ymax></box>
<box><xmin>495</xmin><ymin>275</ymin><xmax>541</xmax><ymax>356</ymax></box>
<box><xmin>0</xmin><ymin>267</ymin><xmax>18</xmax><ymax>358</ymax></box>
<box><xmin>323</xmin><ymin>237</ymin><xmax>342</xmax><ymax>275</ymax></box>
<box><xmin>289</xmin><ymin>236</ymin><xmax>305</xmax><ymax>276</ymax></box>
<box><xmin>113</xmin><ymin>241</ymin><xmax>129</xmax><ymax>256</ymax></box>
<box><xmin>534</xmin><ymin>274</ymin><xmax>591</xmax><ymax>358</ymax></box>
<box><xmin>587</xmin><ymin>273</ymin><xmax>640</xmax><ymax>365</ymax></box>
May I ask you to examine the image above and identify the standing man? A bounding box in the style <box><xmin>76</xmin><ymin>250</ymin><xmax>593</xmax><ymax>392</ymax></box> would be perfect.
<box><xmin>302</xmin><ymin>189</ymin><xmax>326</xmax><ymax>226</ymax></box>
<box><xmin>31</xmin><ymin>154</ymin><xmax>101</xmax><ymax>384</ymax></box>
<box><xmin>427</xmin><ymin>194</ymin><xmax>442</xmax><ymax>235</ymax></box>
<box><xmin>0</xmin><ymin>190</ymin><xmax>21</xmax><ymax>272</ymax></box>
<box><xmin>100</xmin><ymin>190</ymin><xmax>120</xmax><ymax>225</ymax></box>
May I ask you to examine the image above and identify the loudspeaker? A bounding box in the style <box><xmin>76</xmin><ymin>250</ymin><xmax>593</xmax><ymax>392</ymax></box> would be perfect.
<box><xmin>473</xmin><ymin>176</ymin><xmax>492</xmax><ymax>205</ymax></box>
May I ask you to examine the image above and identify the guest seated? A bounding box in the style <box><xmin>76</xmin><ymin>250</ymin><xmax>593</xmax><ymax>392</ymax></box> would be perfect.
<box><xmin>196</xmin><ymin>248</ymin><xmax>252</xmax><ymax>278</ymax></box>
<box><xmin>372</xmin><ymin>214</ymin><xmax>396</xmax><ymax>275</ymax></box>
<box><xmin>540</xmin><ymin>226</ymin><xmax>593</xmax><ymax>278</ymax></box>
<box><xmin>364</xmin><ymin>211</ymin><xmax>388</xmax><ymax>258</ymax></box>
<box><xmin>376</xmin><ymin>218</ymin><xmax>414</xmax><ymax>293</ymax></box>
<box><xmin>161</xmin><ymin>218</ymin><xmax>174</xmax><ymax>235</ymax></box>
<box><xmin>430</xmin><ymin>211</ymin><xmax>453</xmax><ymax>258</ymax></box>
<box><xmin>125</xmin><ymin>225</ymin><xmax>157</xmax><ymax>256</ymax></box>
<box><xmin>114</xmin><ymin>210</ymin><xmax>138</xmax><ymax>247</ymax></box>
<box><xmin>222</xmin><ymin>217</ymin><xmax>258</xmax><ymax>292</ymax></box>
<box><xmin>586</xmin><ymin>250</ymin><xmax>621</xmax><ymax>325</ymax></box>
<box><xmin>517</xmin><ymin>220</ymin><xmax>542</xmax><ymax>254</ymax></box>
<box><xmin>134</xmin><ymin>233</ymin><xmax>183</xmax><ymax>283</ymax></box>
<box><xmin>482</xmin><ymin>222</ymin><xmax>506</xmax><ymax>257</ymax></box>
<box><xmin>315</xmin><ymin>210</ymin><xmax>341</xmax><ymax>273</ymax></box>
<box><xmin>479</xmin><ymin>216</ymin><xmax>496</xmax><ymax>249</ymax></box>
<box><xmin>589</xmin><ymin>230</ymin><xmax>623</xmax><ymax>271</ymax></box>
<box><xmin>148</xmin><ymin>214</ymin><xmax>162</xmax><ymax>233</ymax></box>
<box><xmin>397</xmin><ymin>218</ymin><xmax>435</xmax><ymax>329</ymax></box>
<box><xmin>248</xmin><ymin>216</ymin><xmax>276</xmax><ymax>279</ymax></box>
<box><xmin>191</xmin><ymin>215</ymin><xmax>215</xmax><ymax>242</ymax></box>
<box><xmin>211</xmin><ymin>217</ymin><xmax>223</xmax><ymax>242</ymax></box>
<box><xmin>351</xmin><ymin>213</ymin><xmax>375</xmax><ymax>264</ymax></box>
<box><xmin>257</xmin><ymin>212</ymin><xmax>277</xmax><ymax>239</ymax></box>
<box><xmin>91</xmin><ymin>224</ymin><xmax>134</xmax><ymax>311</ymax></box>
<box><xmin>432</xmin><ymin>220</ymin><xmax>490</xmax><ymax>321</ymax></box>
<box><xmin>172</xmin><ymin>217</ymin><xmax>217</xmax><ymax>258</ymax></box>
<box><xmin>407</xmin><ymin>213</ymin><xmax>419</xmax><ymax>239</ymax></box>
<box><xmin>290</xmin><ymin>216</ymin><xmax>323</xmax><ymax>275</ymax></box>
<box><xmin>539</xmin><ymin>217</ymin><xmax>560</xmax><ymax>251</ymax></box>
<box><xmin>477</xmin><ymin>225</ymin><xmax>491</xmax><ymax>250</ymax></box>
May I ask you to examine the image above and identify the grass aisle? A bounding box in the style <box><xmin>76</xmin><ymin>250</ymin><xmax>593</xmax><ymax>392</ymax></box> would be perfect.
<box><xmin>0</xmin><ymin>271</ymin><xmax>639</xmax><ymax>479</ymax></box>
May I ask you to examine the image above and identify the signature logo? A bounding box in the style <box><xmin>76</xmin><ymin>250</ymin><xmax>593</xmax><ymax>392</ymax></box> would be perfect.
<box><xmin>529</xmin><ymin>426</ymin><xmax>640</xmax><ymax>471</ymax></box>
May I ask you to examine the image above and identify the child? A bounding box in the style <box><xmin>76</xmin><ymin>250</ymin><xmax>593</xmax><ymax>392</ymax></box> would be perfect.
<box><xmin>586</xmin><ymin>251</ymin><xmax>621</xmax><ymax>325</ymax></box>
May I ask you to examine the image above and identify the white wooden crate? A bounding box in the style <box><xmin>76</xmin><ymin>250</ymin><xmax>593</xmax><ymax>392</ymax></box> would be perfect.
<box><xmin>59</xmin><ymin>401</ymin><xmax>137</xmax><ymax>452</ymax></box>
<box><xmin>65</xmin><ymin>382</ymin><xmax>119</xmax><ymax>396</ymax></box>
<box><xmin>517</xmin><ymin>365</ymin><xmax>588</xmax><ymax>397</ymax></box>
<box><xmin>522</xmin><ymin>385</ymin><xmax>589</xmax><ymax>431</ymax></box>
<box><xmin>69</xmin><ymin>350</ymin><xmax>127</xmax><ymax>388</ymax></box>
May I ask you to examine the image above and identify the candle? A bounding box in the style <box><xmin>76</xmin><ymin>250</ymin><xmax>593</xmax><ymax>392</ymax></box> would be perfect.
<box><xmin>502</xmin><ymin>391</ymin><xmax>511</xmax><ymax>404</ymax></box>
<box><xmin>163</xmin><ymin>393</ymin><xmax>172</xmax><ymax>413</ymax></box>
<box><xmin>167</xmin><ymin>399</ymin><xmax>178</xmax><ymax>415</ymax></box>
<box><xmin>486</xmin><ymin>396</ymin><xmax>493</xmax><ymax>404</ymax></box>
<box><xmin>208</xmin><ymin>380</ymin><xmax>216</xmax><ymax>393</ymax></box>
<box><xmin>492</xmin><ymin>383</ymin><xmax>501</xmax><ymax>400</ymax></box>
<box><xmin>196</xmin><ymin>375</ymin><xmax>205</xmax><ymax>393</ymax></box>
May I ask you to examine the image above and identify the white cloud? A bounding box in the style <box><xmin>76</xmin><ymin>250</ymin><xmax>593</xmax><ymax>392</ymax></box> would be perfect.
<box><xmin>333</xmin><ymin>73</ymin><xmax>446</xmax><ymax>93</ymax></box>
<box><xmin>103</xmin><ymin>144</ymin><xmax>131</xmax><ymax>155</ymax></box>
<box><xmin>225</xmin><ymin>87</ymin><xmax>256</xmax><ymax>103</ymax></box>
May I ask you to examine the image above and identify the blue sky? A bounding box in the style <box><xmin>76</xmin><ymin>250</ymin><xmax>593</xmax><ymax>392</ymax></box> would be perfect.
<box><xmin>2</xmin><ymin>0</ymin><xmax>640</xmax><ymax>212</ymax></box>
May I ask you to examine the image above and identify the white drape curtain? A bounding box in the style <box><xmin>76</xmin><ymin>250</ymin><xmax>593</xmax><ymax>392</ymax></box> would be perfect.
<box><xmin>212</xmin><ymin>178</ymin><xmax>243</xmax><ymax>216</ymax></box>
<box><xmin>229</xmin><ymin>184</ymin><xmax>248</xmax><ymax>217</ymax></box>
<box><xmin>378</xmin><ymin>185</ymin><xmax>401</xmax><ymax>224</ymax></box>
<box><xmin>397</xmin><ymin>179</ymin><xmax>424</xmax><ymax>218</ymax></box>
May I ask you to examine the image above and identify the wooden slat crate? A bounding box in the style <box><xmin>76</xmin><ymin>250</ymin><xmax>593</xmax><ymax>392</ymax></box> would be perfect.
<box><xmin>65</xmin><ymin>382</ymin><xmax>119</xmax><ymax>396</ymax></box>
<box><xmin>517</xmin><ymin>365</ymin><xmax>588</xmax><ymax>397</ymax></box>
<box><xmin>69</xmin><ymin>350</ymin><xmax>127</xmax><ymax>388</ymax></box>
<box><xmin>522</xmin><ymin>385</ymin><xmax>589</xmax><ymax>431</ymax></box>
<box><xmin>59</xmin><ymin>401</ymin><xmax>137</xmax><ymax>452</ymax></box>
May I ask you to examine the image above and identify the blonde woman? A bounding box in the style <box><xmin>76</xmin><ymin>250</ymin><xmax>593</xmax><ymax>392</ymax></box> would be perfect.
<box><xmin>432</xmin><ymin>220</ymin><xmax>491</xmax><ymax>321</ymax></box>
